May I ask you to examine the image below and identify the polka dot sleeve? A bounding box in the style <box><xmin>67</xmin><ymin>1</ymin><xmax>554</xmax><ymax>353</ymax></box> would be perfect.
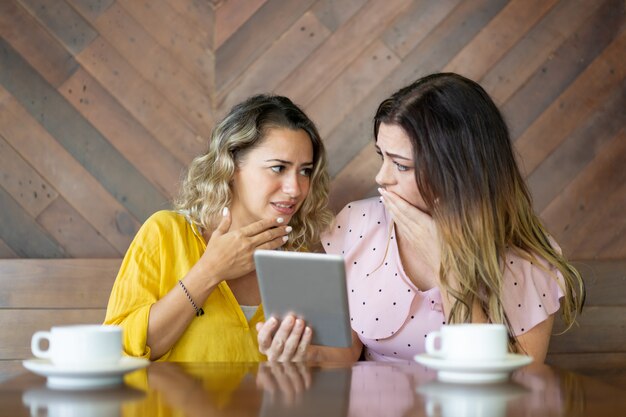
<box><xmin>501</xmin><ymin>251</ymin><xmax>565</xmax><ymax>336</ymax></box>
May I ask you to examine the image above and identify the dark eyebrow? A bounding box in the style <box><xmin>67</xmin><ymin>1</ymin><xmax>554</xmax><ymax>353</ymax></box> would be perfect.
<box><xmin>374</xmin><ymin>145</ymin><xmax>412</xmax><ymax>161</ymax></box>
<box><xmin>265</xmin><ymin>159</ymin><xmax>314</xmax><ymax>166</ymax></box>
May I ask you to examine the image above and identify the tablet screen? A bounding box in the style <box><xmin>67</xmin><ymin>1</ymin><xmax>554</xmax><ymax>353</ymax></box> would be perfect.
<box><xmin>254</xmin><ymin>250</ymin><xmax>352</xmax><ymax>348</ymax></box>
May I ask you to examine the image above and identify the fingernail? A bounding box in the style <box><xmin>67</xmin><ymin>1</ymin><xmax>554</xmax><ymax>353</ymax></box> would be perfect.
<box><xmin>377</xmin><ymin>187</ymin><xmax>384</xmax><ymax>194</ymax></box>
<box><xmin>285</xmin><ymin>226</ymin><xmax>293</xmax><ymax>233</ymax></box>
<box><xmin>277</xmin><ymin>217</ymin><xmax>284</xmax><ymax>224</ymax></box>
<box><xmin>222</xmin><ymin>207</ymin><xmax>229</xmax><ymax>217</ymax></box>
<box><xmin>305</xmin><ymin>327</ymin><xmax>312</xmax><ymax>334</ymax></box>
<box><xmin>269</xmin><ymin>317</ymin><xmax>277</xmax><ymax>324</ymax></box>
<box><xmin>282</xmin><ymin>236</ymin><xmax>289</xmax><ymax>242</ymax></box>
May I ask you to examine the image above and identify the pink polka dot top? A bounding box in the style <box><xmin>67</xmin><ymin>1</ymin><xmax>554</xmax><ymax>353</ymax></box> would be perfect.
<box><xmin>322</xmin><ymin>198</ymin><xmax>564</xmax><ymax>362</ymax></box>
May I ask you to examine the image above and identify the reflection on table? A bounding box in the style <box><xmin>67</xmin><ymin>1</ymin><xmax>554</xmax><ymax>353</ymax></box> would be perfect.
<box><xmin>1</xmin><ymin>360</ymin><xmax>625</xmax><ymax>417</ymax></box>
<box><xmin>21</xmin><ymin>385</ymin><xmax>144</xmax><ymax>417</ymax></box>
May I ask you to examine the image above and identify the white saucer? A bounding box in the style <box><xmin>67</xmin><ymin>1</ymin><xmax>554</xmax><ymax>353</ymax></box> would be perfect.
<box><xmin>413</xmin><ymin>353</ymin><xmax>532</xmax><ymax>384</ymax></box>
<box><xmin>23</xmin><ymin>357</ymin><xmax>150</xmax><ymax>390</ymax></box>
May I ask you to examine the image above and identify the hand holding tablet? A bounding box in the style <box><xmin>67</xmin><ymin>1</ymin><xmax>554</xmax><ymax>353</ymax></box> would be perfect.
<box><xmin>254</xmin><ymin>250</ymin><xmax>352</xmax><ymax>348</ymax></box>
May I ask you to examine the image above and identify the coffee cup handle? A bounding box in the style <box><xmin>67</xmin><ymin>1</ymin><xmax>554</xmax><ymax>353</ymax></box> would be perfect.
<box><xmin>425</xmin><ymin>331</ymin><xmax>443</xmax><ymax>356</ymax></box>
<box><xmin>31</xmin><ymin>331</ymin><xmax>52</xmax><ymax>359</ymax></box>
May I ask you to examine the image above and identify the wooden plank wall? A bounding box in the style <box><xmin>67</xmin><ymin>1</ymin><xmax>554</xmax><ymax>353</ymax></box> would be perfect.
<box><xmin>0</xmin><ymin>258</ymin><xmax>121</xmax><ymax>380</ymax></box>
<box><xmin>0</xmin><ymin>0</ymin><xmax>624</xmax><ymax>261</ymax></box>
<box><xmin>546</xmin><ymin>259</ymin><xmax>626</xmax><ymax>387</ymax></box>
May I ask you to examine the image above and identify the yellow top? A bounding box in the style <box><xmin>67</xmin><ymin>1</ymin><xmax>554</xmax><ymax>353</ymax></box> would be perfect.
<box><xmin>104</xmin><ymin>210</ymin><xmax>266</xmax><ymax>362</ymax></box>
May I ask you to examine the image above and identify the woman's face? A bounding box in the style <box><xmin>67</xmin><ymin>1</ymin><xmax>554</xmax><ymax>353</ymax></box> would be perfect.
<box><xmin>375</xmin><ymin>123</ymin><xmax>427</xmax><ymax>211</ymax></box>
<box><xmin>230</xmin><ymin>127</ymin><xmax>314</xmax><ymax>228</ymax></box>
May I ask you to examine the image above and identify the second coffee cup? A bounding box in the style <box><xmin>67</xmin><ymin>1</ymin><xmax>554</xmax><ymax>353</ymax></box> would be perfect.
<box><xmin>425</xmin><ymin>323</ymin><xmax>508</xmax><ymax>362</ymax></box>
<box><xmin>31</xmin><ymin>324</ymin><xmax>122</xmax><ymax>368</ymax></box>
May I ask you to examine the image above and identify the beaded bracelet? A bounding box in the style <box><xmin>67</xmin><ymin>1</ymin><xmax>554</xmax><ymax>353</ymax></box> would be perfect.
<box><xmin>178</xmin><ymin>280</ymin><xmax>204</xmax><ymax>317</ymax></box>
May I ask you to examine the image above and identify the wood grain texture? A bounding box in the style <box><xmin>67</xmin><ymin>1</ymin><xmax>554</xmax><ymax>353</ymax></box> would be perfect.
<box><xmin>75</xmin><ymin>37</ymin><xmax>204</xmax><ymax>166</ymax></box>
<box><xmin>59</xmin><ymin>68</ymin><xmax>184</xmax><ymax>198</ymax></box>
<box><xmin>0</xmin><ymin>258</ymin><xmax>120</xmax><ymax>308</ymax></box>
<box><xmin>0</xmin><ymin>0</ymin><xmax>623</xmax><ymax>262</ymax></box>
<box><xmin>541</xmin><ymin>128</ymin><xmax>626</xmax><ymax>258</ymax></box>
<box><xmin>516</xmin><ymin>27</ymin><xmax>626</xmax><ymax>175</ymax></box>
<box><xmin>311</xmin><ymin>0</ymin><xmax>368</xmax><ymax>32</ymax></box>
<box><xmin>36</xmin><ymin>197</ymin><xmax>121</xmax><ymax>258</ymax></box>
<box><xmin>216</xmin><ymin>0</ymin><xmax>315</xmax><ymax>91</ymax></box>
<box><xmin>592</xmin><ymin>186</ymin><xmax>626</xmax><ymax>259</ymax></box>
<box><xmin>567</xmin><ymin>147</ymin><xmax>626</xmax><ymax>259</ymax></box>
<box><xmin>117</xmin><ymin>0</ymin><xmax>214</xmax><ymax>91</ymax></box>
<box><xmin>218</xmin><ymin>11</ymin><xmax>331</xmax><ymax>116</ymax></box>
<box><xmin>0</xmin><ymin>39</ymin><xmax>168</xmax><ymax>222</ymax></box>
<box><xmin>214</xmin><ymin>0</ymin><xmax>266</xmax><ymax>48</ymax></box>
<box><xmin>527</xmin><ymin>80</ymin><xmax>626</xmax><ymax>213</ymax></box>
<box><xmin>0</xmin><ymin>86</ymin><xmax>140</xmax><ymax>253</ymax></box>
<box><xmin>482</xmin><ymin>0</ymin><xmax>604</xmax><ymax>104</ymax></box>
<box><xmin>0</xmin><ymin>1</ymin><xmax>79</xmax><ymax>87</ymax></box>
<box><xmin>444</xmin><ymin>0</ymin><xmax>559</xmax><ymax>81</ymax></box>
<box><xmin>0</xmin><ymin>186</ymin><xmax>66</xmax><ymax>258</ymax></box>
<box><xmin>0</xmin><ymin>135</ymin><xmax>58</xmax><ymax>218</ymax></box>
<box><xmin>277</xmin><ymin>0</ymin><xmax>412</xmax><ymax>107</ymax></box>
<box><xmin>308</xmin><ymin>40</ymin><xmax>400</xmax><ymax>139</ymax></box>
<box><xmin>0</xmin><ymin>309</ymin><xmax>107</xmax><ymax>359</ymax></box>
<box><xmin>64</xmin><ymin>0</ymin><xmax>115</xmax><ymax>21</ymax></box>
<box><xmin>550</xmin><ymin>306</ymin><xmax>626</xmax><ymax>353</ymax></box>
<box><xmin>0</xmin><ymin>258</ymin><xmax>120</xmax><ymax>360</ymax></box>
<box><xmin>381</xmin><ymin>0</ymin><xmax>462</xmax><ymax>59</ymax></box>
<box><xmin>165</xmin><ymin>0</ymin><xmax>213</xmax><ymax>43</ymax></box>
<box><xmin>504</xmin><ymin>0</ymin><xmax>624</xmax><ymax>141</ymax></box>
<box><xmin>17</xmin><ymin>0</ymin><xmax>98</xmax><ymax>55</ymax></box>
<box><xmin>0</xmin><ymin>239</ymin><xmax>17</xmax><ymax>259</ymax></box>
<box><xmin>75</xmin><ymin>1</ymin><xmax>214</xmax><ymax>135</ymax></box>
<box><xmin>571</xmin><ymin>260</ymin><xmax>626</xmax><ymax>306</ymax></box>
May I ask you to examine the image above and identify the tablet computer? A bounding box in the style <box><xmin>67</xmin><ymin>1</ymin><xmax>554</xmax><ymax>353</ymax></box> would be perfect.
<box><xmin>254</xmin><ymin>250</ymin><xmax>352</xmax><ymax>348</ymax></box>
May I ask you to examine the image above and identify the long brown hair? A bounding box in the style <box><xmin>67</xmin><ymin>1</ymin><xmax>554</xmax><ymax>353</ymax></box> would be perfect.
<box><xmin>374</xmin><ymin>73</ymin><xmax>584</xmax><ymax>342</ymax></box>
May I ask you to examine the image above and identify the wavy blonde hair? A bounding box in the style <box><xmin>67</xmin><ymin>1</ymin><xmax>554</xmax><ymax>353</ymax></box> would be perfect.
<box><xmin>374</xmin><ymin>73</ymin><xmax>585</xmax><ymax>346</ymax></box>
<box><xmin>174</xmin><ymin>94</ymin><xmax>333</xmax><ymax>250</ymax></box>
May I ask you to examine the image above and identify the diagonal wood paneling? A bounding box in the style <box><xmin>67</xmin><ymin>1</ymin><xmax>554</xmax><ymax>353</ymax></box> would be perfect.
<box><xmin>0</xmin><ymin>0</ymin><xmax>624</xmax><ymax>261</ymax></box>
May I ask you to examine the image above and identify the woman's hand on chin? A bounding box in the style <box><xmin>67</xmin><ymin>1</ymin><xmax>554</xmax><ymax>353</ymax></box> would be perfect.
<box><xmin>196</xmin><ymin>208</ymin><xmax>292</xmax><ymax>283</ymax></box>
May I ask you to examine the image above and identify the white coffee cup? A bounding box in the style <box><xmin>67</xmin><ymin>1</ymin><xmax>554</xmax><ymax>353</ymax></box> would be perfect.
<box><xmin>425</xmin><ymin>324</ymin><xmax>508</xmax><ymax>362</ymax></box>
<box><xmin>31</xmin><ymin>325</ymin><xmax>122</xmax><ymax>368</ymax></box>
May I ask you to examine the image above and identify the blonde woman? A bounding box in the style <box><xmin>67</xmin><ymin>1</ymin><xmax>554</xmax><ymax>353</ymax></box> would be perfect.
<box><xmin>105</xmin><ymin>94</ymin><xmax>336</xmax><ymax>361</ymax></box>
<box><xmin>321</xmin><ymin>73</ymin><xmax>585</xmax><ymax>363</ymax></box>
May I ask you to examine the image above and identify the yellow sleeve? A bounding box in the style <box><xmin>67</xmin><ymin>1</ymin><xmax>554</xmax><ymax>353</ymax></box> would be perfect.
<box><xmin>104</xmin><ymin>219</ymin><xmax>163</xmax><ymax>359</ymax></box>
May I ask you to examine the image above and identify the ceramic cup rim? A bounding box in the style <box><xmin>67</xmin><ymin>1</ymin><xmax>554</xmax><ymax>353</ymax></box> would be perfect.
<box><xmin>440</xmin><ymin>323</ymin><xmax>506</xmax><ymax>331</ymax></box>
<box><xmin>48</xmin><ymin>324</ymin><xmax>121</xmax><ymax>333</ymax></box>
